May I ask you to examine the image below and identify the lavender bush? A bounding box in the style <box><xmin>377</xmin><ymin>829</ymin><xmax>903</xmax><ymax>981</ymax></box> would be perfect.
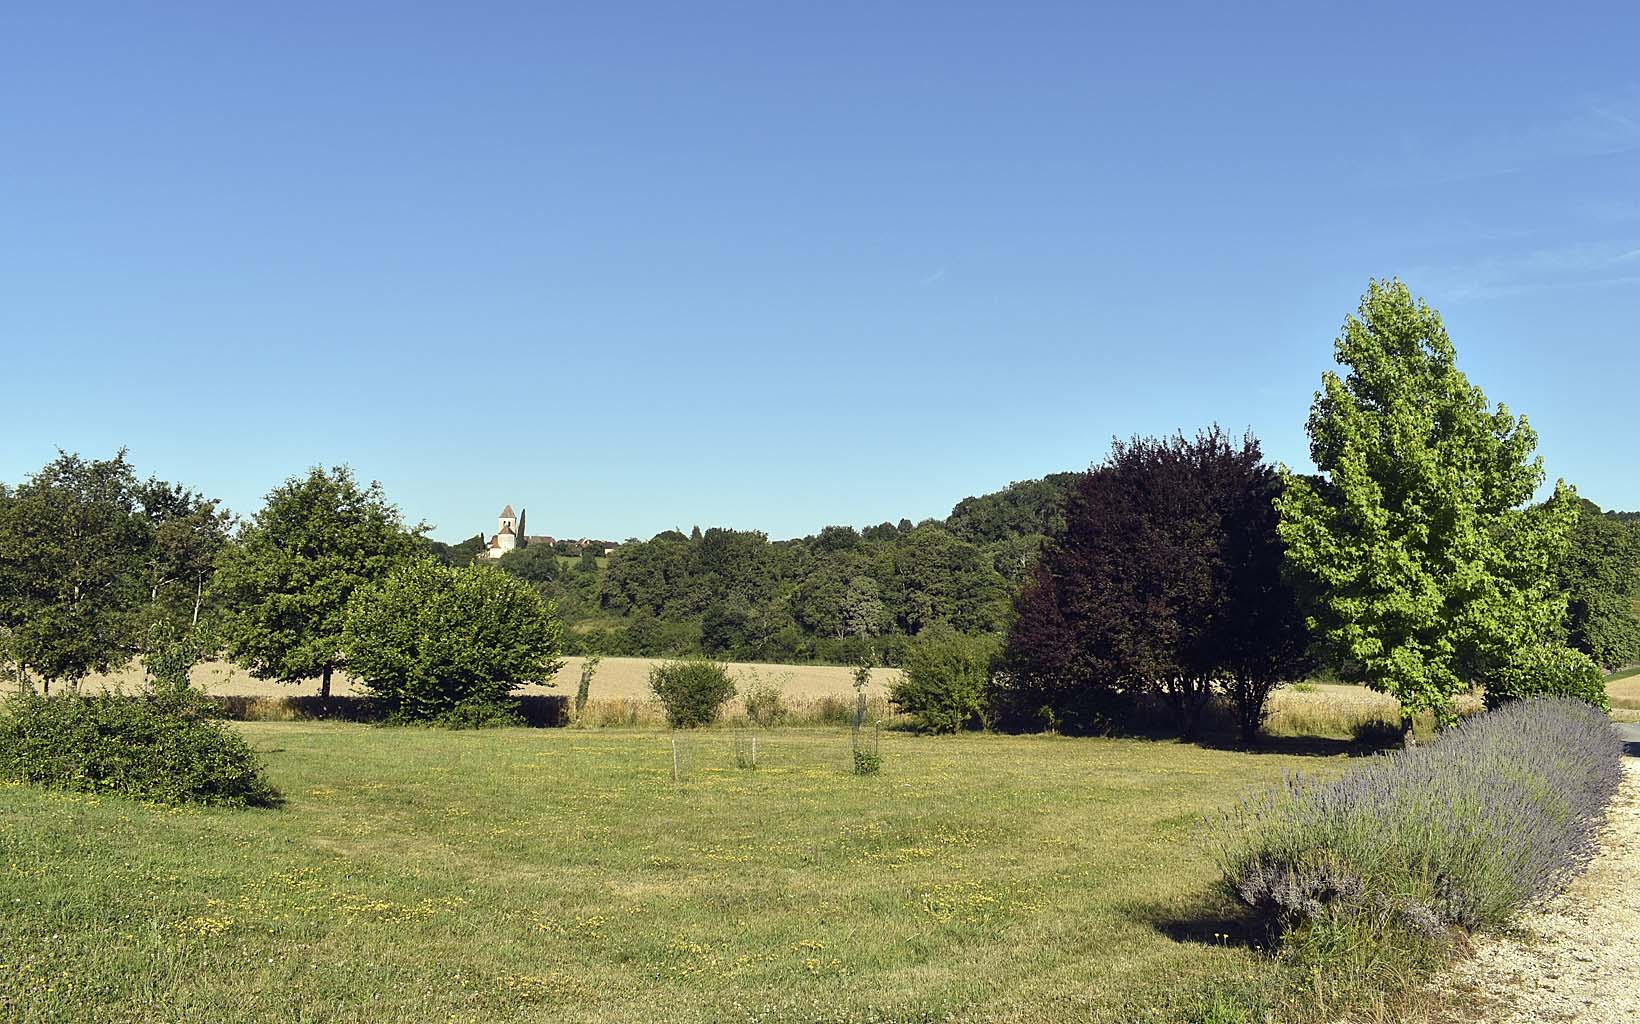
<box><xmin>1216</xmin><ymin>698</ymin><xmax>1623</xmax><ymax>960</ymax></box>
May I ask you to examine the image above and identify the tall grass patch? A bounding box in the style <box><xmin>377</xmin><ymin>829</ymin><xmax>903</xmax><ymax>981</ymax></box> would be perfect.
<box><xmin>1215</xmin><ymin>698</ymin><xmax>1623</xmax><ymax>984</ymax></box>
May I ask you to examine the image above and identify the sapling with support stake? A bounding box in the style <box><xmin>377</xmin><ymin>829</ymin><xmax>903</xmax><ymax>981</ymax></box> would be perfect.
<box><xmin>851</xmin><ymin>649</ymin><xmax>881</xmax><ymax>775</ymax></box>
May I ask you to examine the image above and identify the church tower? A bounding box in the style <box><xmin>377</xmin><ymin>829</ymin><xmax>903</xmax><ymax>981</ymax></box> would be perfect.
<box><xmin>488</xmin><ymin>504</ymin><xmax>519</xmax><ymax>558</ymax></box>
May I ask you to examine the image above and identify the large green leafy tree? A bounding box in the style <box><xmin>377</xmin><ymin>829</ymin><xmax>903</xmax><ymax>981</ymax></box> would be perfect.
<box><xmin>1277</xmin><ymin>280</ymin><xmax>1584</xmax><ymax>727</ymax></box>
<box><xmin>214</xmin><ymin>467</ymin><xmax>416</xmax><ymax>698</ymax></box>
<box><xmin>342</xmin><ymin>558</ymin><xmax>565</xmax><ymax>720</ymax></box>
<box><xmin>0</xmin><ymin>452</ymin><xmax>150</xmax><ymax>691</ymax></box>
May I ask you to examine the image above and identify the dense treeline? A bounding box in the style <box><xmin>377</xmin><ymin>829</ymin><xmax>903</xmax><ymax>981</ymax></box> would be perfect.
<box><xmin>427</xmin><ymin>476</ymin><xmax>1078</xmax><ymax>665</ymax></box>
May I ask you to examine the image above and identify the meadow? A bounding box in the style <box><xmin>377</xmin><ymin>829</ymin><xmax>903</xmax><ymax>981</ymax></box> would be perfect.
<box><xmin>2</xmin><ymin>669</ymin><xmax>1623</xmax><ymax>1022</ymax></box>
<box><xmin>1</xmin><ymin>721</ymin><xmax>1372</xmax><ymax>1024</ymax></box>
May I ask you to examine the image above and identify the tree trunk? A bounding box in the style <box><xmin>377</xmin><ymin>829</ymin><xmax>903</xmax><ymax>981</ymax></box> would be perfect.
<box><xmin>1402</xmin><ymin>713</ymin><xmax>1417</xmax><ymax>748</ymax></box>
<box><xmin>192</xmin><ymin>579</ymin><xmax>203</xmax><ymax>627</ymax></box>
<box><xmin>321</xmin><ymin>665</ymin><xmax>332</xmax><ymax>700</ymax></box>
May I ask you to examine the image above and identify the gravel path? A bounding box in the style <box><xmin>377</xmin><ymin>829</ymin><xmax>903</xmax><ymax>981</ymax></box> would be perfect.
<box><xmin>1439</xmin><ymin>725</ymin><xmax>1640</xmax><ymax>1022</ymax></box>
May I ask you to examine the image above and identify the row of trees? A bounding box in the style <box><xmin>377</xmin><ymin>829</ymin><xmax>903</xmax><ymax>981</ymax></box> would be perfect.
<box><xmin>0</xmin><ymin>453</ymin><xmax>230</xmax><ymax>690</ymax></box>
<box><xmin>0</xmin><ymin>463</ymin><xmax>562</xmax><ymax>721</ymax></box>
<box><xmin>990</xmin><ymin>280</ymin><xmax>1619</xmax><ymax>742</ymax></box>
<box><xmin>426</xmin><ymin>479</ymin><xmax>1076</xmax><ymax>664</ymax></box>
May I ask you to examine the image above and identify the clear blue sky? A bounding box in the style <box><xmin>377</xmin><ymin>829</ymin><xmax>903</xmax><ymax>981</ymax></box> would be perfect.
<box><xmin>3</xmin><ymin>2</ymin><xmax>1637</xmax><ymax>541</ymax></box>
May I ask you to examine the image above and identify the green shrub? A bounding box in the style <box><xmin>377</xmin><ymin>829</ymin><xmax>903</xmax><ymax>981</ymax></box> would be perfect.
<box><xmin>649</xmin><ymin>657</ymin><xmax>737</xmax><ymax>728</ymax></box>
<box><xmin>889</xmin><ymin>626</ymin><xmax>999</xmax><ymax>733</ymax></box>
<box><xmin>342</xmin><ymin>558</ymin><xmax>565</xmax><ymax>723</ymax></box>
<box><xmin>1485</xmin><ymin>643</ymin><xmax>1610</xmax><ymax>710</ymax></box>
<box><xmin>432</xmin><ymin>696</ymin><xmax>525</xmax><ymax>730</ymax></box>
<box><xmin>742</xmin><ymin>673</ymin><xmax>788</xmax><ymax>727</ymax></box>
<box><xmin>0</xmin><ymin>688</ymin><xmax>278</xmax><ymax>807</ymax></box>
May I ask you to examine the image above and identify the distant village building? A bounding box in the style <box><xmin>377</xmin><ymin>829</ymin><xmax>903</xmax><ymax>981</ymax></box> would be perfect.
<box><xmin>484</xmin><ymin>503</ymin><xmax>616</xmax><ymax>559</ymax></box>
<box><xmin>484</xmin><ymin>505</ymin><xmax>520</xmax><ymax>559</ymax></box>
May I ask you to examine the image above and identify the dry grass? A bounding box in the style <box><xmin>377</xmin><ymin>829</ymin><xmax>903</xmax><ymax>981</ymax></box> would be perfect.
<box><xmin>1606</xmin><ymin>670</ymin><xmax>1640</xmax><ymax>711</ymax></box>
<box><xmin>72</xmin><ymin>656</ymin><xmax>902</xmax><ymax>702</ymax></box>
<box><xmin>1263</xmin><ymin>683</ymin><xmax>1485</xmax><ymax>740</ymax></box>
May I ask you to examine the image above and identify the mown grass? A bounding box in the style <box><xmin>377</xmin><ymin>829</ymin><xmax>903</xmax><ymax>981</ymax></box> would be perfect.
<box><xmin>1</xmin><ymin>724</ymin><xmax>1367</xmax><ymax>1024</ymax></box>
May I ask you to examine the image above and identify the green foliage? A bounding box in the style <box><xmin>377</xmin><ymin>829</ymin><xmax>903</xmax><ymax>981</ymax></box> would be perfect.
<box><xmin>0</xmin><ymin>451</ymin><xmax>149</xmax><ymax>689</ymax></box>
<box><xmin>0</xmin><ymin>687</ymin><xmax>277</xmax><ymax>807</ymax></box>
<box><xmin>891</xmin><ymin>626</ymin><xmax>1000</xmax><ymax>733</ymax></box>
<box><xmin>946</xmin><ymin>473</ymin><xmax>1078</xmax><ymax>544</ymax></box>
<box><xmin>214</xmin><ymin>466</ymin><xmax>417</xmax><ymax>696</ymax></box>
<box><xmin>429</xmin><ymin>697</ymin><xmax>526</xmax><ymax>730</ymax></box>
<box><xmin>1277</xmin><ymin>280</ymin><xmax>1577</xmax><ymax>724</ymax></box>
<box><xmin>497</xmin><ymin>542</ymin><xmax>561</xmax><ymax>585</ymax></box>
<box><xmin>852</xmin><ymin>747</ymin><xmax>882</xmax><ymax>775</ymax></box>
<box><xmin>422</xmin><ymin>533</ymin><xmax>486</xmax><ymax>566</ymax></box>
<box><xmin>1485</xmin><ymin>643</ymin><xmax>1609</xmax><ymax>710</ymax></box>
<box><xmin>648</xmin><ymin>657</ymin><xmax>737</xmax><ymax>728</ymax></box>
<box><xmin>586</xmin><ymin>480</ymin><xmax>1047</xmax><ymax>665</ymax></box>
<box><xmin>1557</xmin><ymin>499</ymin><xmax>1640</xmax><ymax>670</ymax></box>
<box><xmin>741</xmin><ymin>673</ymin><xmax>788</xmax><ymax>727</ymax></box>
<box><xmin>342</xmin><ymin>558</ymin><xmax>565</xmax><ymax>722</ymax></box>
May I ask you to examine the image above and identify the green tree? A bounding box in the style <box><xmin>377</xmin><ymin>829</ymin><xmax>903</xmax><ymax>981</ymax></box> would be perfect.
<box><xmin>1277</xmin><ymin>280</ymin><xmax>1584</xmax><ymax>731</ymax></box>
<box><xmin>135</xmin><ymin>478</ymin><xmax>233</xmax><ymax>631</ymax></box>
<box><xmin>214</xmin><ymin>466</ymin><xmax>416</xmax><ymax>698</ymax></box>
<box><xmin>877</xmin><ymin>524</ymin><xmax>1008</xmax><ymax>635</ymax></box>
<box><xmin>1557</xmin><ymin>499</ymin><xmax>1640</xmax><ymax>671</ymax></box>
<box><xmin>498</xmin><ymin>542</ymin><xmax>562</xmax><ymax>586</ymax></box>
<box><xmin>342</xmin><ymin>558</ymin><xmax>565</xmax><ymax>721</ymax></box>
<box><xmin>0</xmin><ymin>451</ymin><xmax>149</xmax><ymax>691</ymax></box>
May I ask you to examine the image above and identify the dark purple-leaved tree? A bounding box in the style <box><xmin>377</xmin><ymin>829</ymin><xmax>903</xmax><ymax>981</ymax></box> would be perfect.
<box><xmin>999</xmin><ymin>428</ymin><xmax>1310</xmax><ymax>742</ymax></box>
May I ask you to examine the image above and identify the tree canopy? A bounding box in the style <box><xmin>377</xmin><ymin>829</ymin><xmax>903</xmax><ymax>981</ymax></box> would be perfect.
<box><xmin>1276</xmin><ymin>280</ymin><xmax>1587</xmax><ymax>724</ymax></box>
<box><xmin>214</xmin><ymin>466</ymin><xmax>416</xmax><ymax>697</ymax></box>
<box><xmin>342</xmin><ymin>558</ymin><xmax>565</xmax><ymax>721</ymax></box>
<box><xmin>1002</xmin><ymin>428</ymin><xmax>1309</xmax><ymax>739</ymax></box>
<box><xmin>1557</xmin><ymin>498</ymin><xmax>1640</xmax><ymax>671</ymax></box>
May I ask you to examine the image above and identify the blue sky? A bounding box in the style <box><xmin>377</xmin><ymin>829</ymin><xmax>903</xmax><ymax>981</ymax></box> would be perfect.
<box><xmin>3</xmin><ymin>2</ymin><xmax>1637</xmax><ymax>541</ymax></box>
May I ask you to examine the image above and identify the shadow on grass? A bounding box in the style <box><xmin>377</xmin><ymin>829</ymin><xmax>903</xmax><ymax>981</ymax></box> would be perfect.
<box><xmin>1129</xmin><ymin>892</ymin><xmax>1271</xmax><ymax>952</ymax></box>
<box><xmin>214</xmin><ymin>693</ymin><xmax>570</xmax><ymax>727</ymax></box>
<box><xmin>1192</xmin><ymin>733</ymin><xmax>1369</xmax><ymax>758</ymax></box>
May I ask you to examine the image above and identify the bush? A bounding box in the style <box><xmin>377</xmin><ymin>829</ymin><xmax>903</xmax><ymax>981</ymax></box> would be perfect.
<box><xmin>890</xmin><ymin>627</ymin><xmax>999</xmax><ymax>733</ymax></box>
<box><xmin>1486</xmin><ymin>643</ymin><xmax>1610</xmax><ymax>710</ymax></box>
<box><xmin>741</xmin><ymin>673</ymin><xmax>789</xmax><ymax>727</ymax></box>
<box><xmin>649</xmin><ymin>657</ymin><xmax>737</xmax><ymax>728</ymax></box>
<box><xmin>1216</xmin><ymin>698</ymin><xmax>1622</xmax><ymax>979</ymax></box>
<box><xmin>342</xmin><ymin>558</ymin><xmax>565</xmax><ymax>723</ymax></box>
<box><xmin>0</xmin><ymin>687</ymin><xmax>278</xmax><ymax>807</ymax></box>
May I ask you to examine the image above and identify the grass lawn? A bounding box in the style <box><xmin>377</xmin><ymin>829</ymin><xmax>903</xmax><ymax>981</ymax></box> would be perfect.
<box><xmin>0</xmin><ymin>724</ymin><xmax>1349</xmax><ymax>1024</ymax></box>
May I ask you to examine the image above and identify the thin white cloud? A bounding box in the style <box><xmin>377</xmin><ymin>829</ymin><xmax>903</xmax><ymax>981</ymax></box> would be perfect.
<box><xmin>1367</xmin><ymin>88</ymin><xmax>1640</xmax><ymax>186</ymax></box>
<box><xmin>1408</xmin><ymin>242</ymin><xmax>1640</xmax><ymax>300</ymax></box>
